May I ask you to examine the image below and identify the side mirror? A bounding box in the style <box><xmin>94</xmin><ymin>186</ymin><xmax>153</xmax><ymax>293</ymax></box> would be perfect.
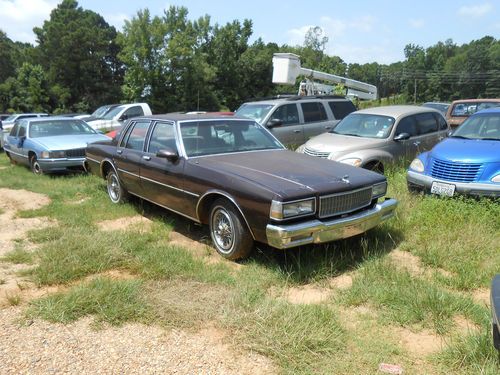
<box><xmin>447</xmin><ymin>130</ymin><xmax>453</xmax><ymax>137</ymax></box>
<box><xmin>17</xmin><ymin>136</ymin><xmax>26</xmax><ymax>147</ymax></box>
<box><xmin>266</xmin><ymin>119</ymin><xmax>283</xmax><ymax>129</ymax></box>
<box><xmin>394</xmin><ymin>132</ymin><xmax>410</xmax><ymax>141</ymax></box>
<box><xmin>156</xmin><ymin>147</ymin><xmax>179</xmax><ymax>163</ymax></box>
<box><xmin>118</xmin><ymin>114</ymin><xmax>128</xmax><ymax>122</ymax></box>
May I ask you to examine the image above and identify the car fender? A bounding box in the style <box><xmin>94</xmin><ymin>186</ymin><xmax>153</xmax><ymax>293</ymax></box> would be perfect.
<box><xmin>336</xmin><ymin>149</ymin><xmax>394</xmax><ymax>167</ymax></box>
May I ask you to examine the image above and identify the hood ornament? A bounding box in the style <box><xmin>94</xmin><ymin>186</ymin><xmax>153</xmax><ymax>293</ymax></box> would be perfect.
<box><xmin>341</xmin><ymin>175</ymin><xmax>350</xmax><ymax>184</ymax></box>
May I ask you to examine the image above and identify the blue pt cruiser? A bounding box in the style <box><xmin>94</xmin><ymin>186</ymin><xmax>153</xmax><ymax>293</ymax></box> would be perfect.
<box><xmin>4</xmin><ymin>117</ymin><xmax>110</xmax><ymax>174</ymax></box>
<box><xmin>407</xmin><ymin>108</ymin><xmax>500</xmax><ymax>198</ymax></box>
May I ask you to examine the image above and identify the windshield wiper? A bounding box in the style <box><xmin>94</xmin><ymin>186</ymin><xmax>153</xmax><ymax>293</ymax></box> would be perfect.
<box><xmin>339</xmin><ymin>132</ymin><xmax>360</xmax><ymax>137</ymax></box>
<box><xmin>451</xmin><ymin>135</ymin><xmax>471</xmax><ymax>140</ymax></box>
<box><xmin>479</xmin><ymin>137</ymin><xmax>500</xmax><ymax>141</ymax></box>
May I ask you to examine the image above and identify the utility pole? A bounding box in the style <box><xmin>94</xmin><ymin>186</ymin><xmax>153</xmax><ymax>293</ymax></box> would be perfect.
<box><xmin>414</xmin><ymin>78</ymin><xmax>417</xmax><ymax>104</ymax></box>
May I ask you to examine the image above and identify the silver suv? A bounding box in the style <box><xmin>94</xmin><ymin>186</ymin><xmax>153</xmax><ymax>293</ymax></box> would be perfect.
<box><xmin>296</xmin><ymin>105</ymin><xmax>450</xmax><ymax>173</ymax></box>
<box><xmin>235</xmin><ymin>95</ymin><xmax>356</xmax><ymax>144</ymax></box>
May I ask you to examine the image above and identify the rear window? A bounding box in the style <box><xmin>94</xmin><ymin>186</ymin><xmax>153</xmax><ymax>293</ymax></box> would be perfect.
<box><xmin>451</xmin><ymin>101</ymin><xmax>500</xmax><ymax>117</ymax></box>
<box><xmin>328</xmin><ymin>101</ymin><xmax>356</xmax><ymax>119</ymax></box>
<box><xmin>301</xmin><ymin>102</ymin><xmax>328</xmax><ymax>123</ymax></box>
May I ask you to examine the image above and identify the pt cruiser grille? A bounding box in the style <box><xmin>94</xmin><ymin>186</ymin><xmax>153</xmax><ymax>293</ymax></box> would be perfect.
<box><xmin>65</xmin><ymin>148</ymin><xmax>86</xmax><ymax>158</ymax></box>
<box><xmin>431</xmin><ymin>159</ymin><xmax>482</xmax><ymax>182</ymax></box>
<box><xmin>304</xmin><ymin>147</ymin><xmax>330</xmax><ymax>158</ymax></box>
<box><xmin>319</xmin><ymin>187</ymin><xmax>373</xmax><ymax>218</ymax></box>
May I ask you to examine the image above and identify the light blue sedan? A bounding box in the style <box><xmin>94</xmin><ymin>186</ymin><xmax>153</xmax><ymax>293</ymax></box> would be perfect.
<box><xmin>4</xmin><ymin>117</ymin><xmax>110</xmax><ymax>174</ymax></box>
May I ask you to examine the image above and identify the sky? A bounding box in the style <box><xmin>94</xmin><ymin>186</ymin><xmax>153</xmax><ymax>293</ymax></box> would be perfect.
<box><xmin>1</xmin><ymin>0</ymin><xmax>499</xmax><ymax>64</ymax></box>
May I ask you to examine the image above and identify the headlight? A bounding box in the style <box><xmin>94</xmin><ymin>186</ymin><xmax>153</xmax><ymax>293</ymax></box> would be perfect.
<box><xmin>338</xmin><ymin>157</ymin><xmax>362</xmax><ymax>167</ymax></box>
<box><xmin>492</xmin><ymin>174</ymin><xmax>500</xmax><ymax>183</ymax></box>
<box><xmin>40</xmin><ymin>151</ymin><xmax>50</xmax><ymax>159</ymax></box>
<box><xmin>50</xmin><ymin>151</ymin><xmax>66</xmax><ymax>158</ymax></box>
<box><xmin>295</xmin><ymin>144</ymin><xmax>306</xmax><ymax>153</ymax></box>
<box><xmin>270</xmin><ymin>198</ymin><xmax>316</xmax><ymax>220</ymax></box>
<box><xmin>409</xmin><ymin>158</ymin><xmax>424</xmax><ymax>172</ymax></box>
<box><xmin>372</xmin><ymin>182</ymin><xmax>387</xmax><ymax>198</ymax></box>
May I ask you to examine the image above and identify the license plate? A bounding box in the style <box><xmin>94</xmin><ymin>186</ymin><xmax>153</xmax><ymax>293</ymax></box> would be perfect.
<box><xmin>430</xmin><ymin>181</ymin><xmax>455</xmax><ymax>197</ymax></box>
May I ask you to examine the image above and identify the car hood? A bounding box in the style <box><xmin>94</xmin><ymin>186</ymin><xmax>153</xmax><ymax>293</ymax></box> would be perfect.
<box><xmin>429</xmin><ymin>138</ymin><xmax>500</xmax><ymax>163</ymax></box>
<box><xmin>305</xmin><ymin>132</ymin><xmax>386</xmax><ymax>153</ymax></box>
<box><xmin>194</xmin><ymin>150</ymin><xmax>385</xmax><ymax>199</ymax></box>
<box><xmin>33</xmin><ymin>134</ymin><xmax>110</xmax><ymax>150</ymax></box>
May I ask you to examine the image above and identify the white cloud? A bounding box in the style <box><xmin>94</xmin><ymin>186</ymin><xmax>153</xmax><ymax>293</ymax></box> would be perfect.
<box><xmin>458</xmin><ymin>3</ymin><xmax>493</xmax><ymax>18</ymax></box>
<box><xmin>409</xmin><ymin>18</ymin><xmax>425</xmax><ymax>29</ymax></box>
<box><xmin>0</xmin><ymin>0</ymin><xmax>57</xmax><ymax>43</ymax></box>
<box><xmin>105</xmin><ymin>13</ymin><xmax>130</xmax><ymax>31</ymax></box>
<box><xmin>326</xmin><ymin>43</ymin><xmax>402</xmax><ymax>65</ymax></box>
<box><xmin>286</xmin><ymin>25</ymin><xmax>314</xmax><ymax>46</ymax></box>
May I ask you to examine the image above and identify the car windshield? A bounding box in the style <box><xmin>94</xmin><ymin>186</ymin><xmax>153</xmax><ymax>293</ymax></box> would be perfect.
<box><xmin>235</xmin><ymin>104</ymin><xmax>274</xmax><ymax>124</ymax></box>
<box><xmin>29</xmin><ymin>120</ymin><xmax>97</xmax><ymax>138</ymax></box>
<box><xmin>450</xmin><ymin>102</ymin><xmax>500</xmax><ymax>117</ymax></box>
<box><xmin>102</xmin><ymin>106</ymin><xmax>125</xmax><ymax>120</ymax></box>
<box><xmin>180</xmin><ymin>119</ymin><xmax>283</xmax><ymax>157</ymax></box>
<box><xmin>452</xmin><ymin>113</ymin><xmax>500</xmax><ymax>140</ymax></box>
<box><xmin>330</xmin><ymin>113</ymin><xmax>395</xmax><ymax>139</ymax></box>
<box><xmin>4</xmin><ymin>115</ymin><xmax>18</xmax><ymax>122</ymax></box>
<box><xmin>92</xmin><ymin>105</ymin><xmax>116</xmax><ymax>118</ymax></box>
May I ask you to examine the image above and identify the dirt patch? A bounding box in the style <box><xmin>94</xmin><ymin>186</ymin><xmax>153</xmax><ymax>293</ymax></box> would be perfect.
<box><xmin>389</xmin><ymin>249</ymin><xmax>452</xmax><ymax>279</ymax></box>
<box><xmin>0</xmin><ymin>189</ymin><xmax>53</xmax><ymax>306</ymax></box>
<box><xmin>282</xmin><ymin>284</ymin><xmax>331</xmax><ymax>304</ymax></box>
<box><xmin>329</xmin><ymin>274</ymin><xmax>353</xmax><ymax>290</ymax></box>
<box><xmin>0</xmin><ymin>308</ymin><xmax>276</xmax><ymax>374</ymax></box>
<box><xmin>97</xmin><ymin>216</ymin><xmax>153</xmax><ymax>232</ymax></box>
<box><xmin>453</xmin><ymin>315</ymin><xmax>480</xmax><ymax>333</ymax></box>
<box><xmin>471</xmin><ymin>288</ymin><xmax>490</xmax><ymax>307</ymax></box>
<box><xmin>169</xmin><ymin>231</ymin><xmax>208</xmax><ymax>254</ymax></box>
<box><xmin>394</xmin><ymin>327</ymin><xmax>443</xmax><ymax>357</ymax></box>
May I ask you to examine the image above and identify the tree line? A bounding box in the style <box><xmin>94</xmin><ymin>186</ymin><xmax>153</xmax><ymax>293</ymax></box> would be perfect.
<box><xmin>0</xmin><ymin>0</ymin><xmax>498</xmax><ymax>114</ymax></box>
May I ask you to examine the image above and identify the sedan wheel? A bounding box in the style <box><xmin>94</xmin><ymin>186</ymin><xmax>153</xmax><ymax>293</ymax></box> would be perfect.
<box><xmin>30</xmin><ymin>156</ymin><xmax>43</xmax><ymax>175</ymax></box>
<box><xmin>209</xmin><ymin>199</ymin><xmax>253</xmax><ymax>260</ymax></box>
<box><xmin>106</xmin><ymin>171</ymin><xmax>128</xmax><ymax>203</ymax></box>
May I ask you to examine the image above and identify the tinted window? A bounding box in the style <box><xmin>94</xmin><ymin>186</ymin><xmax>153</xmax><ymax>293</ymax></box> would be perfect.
<box><xmin>9</xmin><ymin>123</ymin><xmax>19</xmax><ymax>136</ymax></box>
<box><xmin>119</xmin><ymin>123</ymin><xmax>135</xmax><ymax>148</ymax></box>
<box><xmin>268</xmin><ymin>104</ymin><xmax>299</xmax><ymax>126</ymax></box>
<box><xmin>18</xmin><ymin>124</ymin><xmax>27</xmax><ymax>137</ymax></box>
<box><xmin>328</xmin><ymin>101</ymin><xmax>356</xmax><ymax>119</ymax></box>
<box><xmin>148</xmin><ymin>122</ymin><xmax>176</xmax><ymax>154</ymax></box>
<box><xmin>123</xmin><ymin>106</ymin><xmax>144</xmax><ymax>120</ymax></box>
<box><xmin>125</xmin><ymin>121</ymin><xmax>150</xmax><ymax>151</ymax></box>
<box><xmin>434</xmin><ymin>113</ymin><xmax>448</xmax><ymax>130</ymax></box>
<box><xmin>396</xmin><ymin>116</ymin><xmax>418</xmax><ymax>137</ymax></box>
<box><xmin>415</xmin><ymin>112</ymin><xmax>438</xmax><ymax>134</ymax></box>
<box><xmin>301</xmin><ymin>102</ymin><xmax>328</xmax><ymax>123</ymax></box>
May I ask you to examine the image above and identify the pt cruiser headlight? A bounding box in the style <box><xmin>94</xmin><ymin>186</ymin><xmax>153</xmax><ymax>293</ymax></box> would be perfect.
<box><xmin>372</xmin><ymin>182</ymin><xmax>387</xmax><ymax>199</ymax></box>
<box><xmin>409</xmin><ymin>158</ymin><xmax>424</xmax><ymax>172</ymax></box>
<box><xmin>338</xmin><ymin>157</ymin><xmax>362</xmax><ymax>167</ymax></box>
<box><xmin>270</xmin><ymin>198</ymin><xmax>316</xmax><ymax>220</ymax></box>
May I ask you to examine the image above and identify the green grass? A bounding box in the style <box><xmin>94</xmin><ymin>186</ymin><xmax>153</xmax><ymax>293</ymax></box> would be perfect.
<box><xmin>1</xmin><ymin>154</ymin><xmax>499</xmax><ymax>374</ymax></box>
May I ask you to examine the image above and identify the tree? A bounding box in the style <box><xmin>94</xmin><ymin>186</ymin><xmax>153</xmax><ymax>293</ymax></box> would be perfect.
<box><xmin>33</xmin><ymin>0</ymin><xmax>123</xmax><ymax>111</ymax></box>
<box><xmin>0</xmin><ymin>30</ymin><xmax>16</xmax><ymax>84</ymax></box>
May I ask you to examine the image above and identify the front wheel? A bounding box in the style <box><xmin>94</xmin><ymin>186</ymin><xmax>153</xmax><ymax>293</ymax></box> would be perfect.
<box><xmin>30</xmin><ymin>156</ymin><xmax>43</xmax><ymax>175</ymax></box>
<box><xmin>106</xmin><ymin>171</ymin><xmax>128</xmax><ymax>203</ymax></box>
<box><xmin>209</xmin><ymin>198</ymin><xmax>253</xmax><ymax>260</ymax></box>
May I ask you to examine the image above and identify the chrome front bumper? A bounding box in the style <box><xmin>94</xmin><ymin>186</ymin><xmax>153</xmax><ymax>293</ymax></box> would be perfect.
<box><xmin>38</xmin><ymin>158</ymin><xmax>86</xmax><ymax>171</ymax></box>
<box><xmin>266</xmin><ymin>198</ymin><xmax>398</xmax><ymax>249</ymax></box>
<box><xmin>407</xmin><ymin>170</ymin><xmax>500</xmax><ymax>197</ymax></box>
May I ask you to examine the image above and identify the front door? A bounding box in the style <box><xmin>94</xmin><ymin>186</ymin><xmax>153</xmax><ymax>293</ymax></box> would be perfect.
<box><xmin>266</xmin><ymin>103</ymin><xmax>304</xmax><ymax>145</ymax></box>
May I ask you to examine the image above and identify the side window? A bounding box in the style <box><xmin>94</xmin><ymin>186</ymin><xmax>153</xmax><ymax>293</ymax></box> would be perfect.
<box><xmin>9</xmin><ymin>123</ymin><xmax>19</xmax><ymax>136</ymax></box>
<box><xmin>328</xmin><ymin>101</ymin><xmax>356</xmax><ymax>119</ymax></box>
<box><xmin>415</xmin><ymin>112</ymin><xmax>438</xmax><ymax>135</ymax></box>
<box><xmin>301</xmin><ymin>102</ymin><xmax>328</xmax><ymax>123</ymax></box>
<box><xmin>123</xmin><ymin>106</ymin><xmax>144</xmax><ymax>120</ymax></box>
<box><xmin>269</xmin><ymin>104</ymin><xmax>299</xmax><ymax>126</ymax></box>
<box><xmin>125</xmin><ymin>121</ymin><xmax>150</xmax><ymax>151</ymax></box>
<box><xmin>434</xmin><ymin>113</ymin><xmax>448</xmax><ymax>130</ymax></box>
<box><xmin>148</xmin><ymin>122</ymin><xmax>176</xmax><ymax>154</ymax></box>
<box><xmin>395</xmin><ymin>116</ymin><xmax>418</xmax><ymax>137</ymax></box>
<box><xmin>119</xmin><ymin>123</ymin><xmax>135</xmax><ymax>148</ymax></box>
<box><xmin>18</xmin><ymin>123</ymin><xmax>27</xmax><ymax>137</ymax></box>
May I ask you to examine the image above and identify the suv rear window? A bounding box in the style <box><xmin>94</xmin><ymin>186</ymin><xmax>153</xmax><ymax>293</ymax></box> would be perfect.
<box><xmin>328</xmin><ymin>101</ymin><xmax>356</xmax><ymax>119</ymax></box>
<box><xmin>301</xmin><ymin>102</ymin><xmax>328</xmax><ymax>123</ymax></box>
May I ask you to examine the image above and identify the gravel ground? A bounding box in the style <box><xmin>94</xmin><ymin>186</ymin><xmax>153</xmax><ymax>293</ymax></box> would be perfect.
<box><xmin>0</xmin><ymin>307</ymin><xmax>275</xmax><ymax>374</ymax></box>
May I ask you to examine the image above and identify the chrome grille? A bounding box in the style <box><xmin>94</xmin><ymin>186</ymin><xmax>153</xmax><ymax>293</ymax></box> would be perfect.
<box><xmin>65</xmin><ymin>148</ymin><xmax>86</xmax><ymax>158</ymax></box>
<box><xmin>431</xmin><ymin>159</ymin><xmax>482</xmax><ymax>182</ymax></box>
<box><xmin>319</xmin><ymin>187</ymin><xmax>373</xmax><ymax>218</ymax></box>
<box><xmin>304</xmin><ymin>147</ymin><xmax>330</xmax><ymax>158</ymax></box>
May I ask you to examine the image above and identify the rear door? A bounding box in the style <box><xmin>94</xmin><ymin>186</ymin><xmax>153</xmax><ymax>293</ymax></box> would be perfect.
<box><xmin>265</xmin><ymin>103</ymin><xmax>304</xmax><ymax>145</ymax></box>
<box><xmin>114</xmin><ymin>120</ymin><xmax>151</xmax><ymax>194</ymax></box>
<box><xmin>301</xmin><ymin>101</ymin><xmax>331</xmax><ymax>141</ymax></box>
<box><xmin>392</xmin><ymin>115</ymin><xmax>420</xmax><ymax>162</ymax></box>
<box><xmin>140</xmin><ymin>121</ymin><xmax>190</xmax><ymax>215</ymax></box>
<box><xmin>414</xmin><ymin>112</ymin><xmax>440</xmax><ymax>152</ymax></box>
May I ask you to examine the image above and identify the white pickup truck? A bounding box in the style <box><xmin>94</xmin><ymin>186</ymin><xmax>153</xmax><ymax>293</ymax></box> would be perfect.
<box><xmin>86</xmin><ymin>103</ymin><xmax>152</xmax><ymax>131</ymax></box>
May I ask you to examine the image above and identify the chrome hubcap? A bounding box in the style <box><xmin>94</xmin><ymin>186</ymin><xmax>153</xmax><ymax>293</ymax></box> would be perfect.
<box><xmin>212</xmin><ymin>208</ymin><xmax>234</xmax><ymax>252</ymax></box>
<box><xmin>108</xmin><ymin>174</ymin><xmax>120</xmax><ymax>202</ymax></box>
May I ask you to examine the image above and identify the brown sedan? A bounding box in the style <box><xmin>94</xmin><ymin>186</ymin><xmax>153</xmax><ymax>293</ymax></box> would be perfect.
<box><xmin>85</xmin><ymin>114</ymin><xmax>398</xmax><ymax>260</ymax></box>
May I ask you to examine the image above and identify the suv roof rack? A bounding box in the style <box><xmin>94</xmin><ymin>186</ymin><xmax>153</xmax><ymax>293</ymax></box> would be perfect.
<box><xmin>285</xmin><ymin>95</ymin><xmax>347</xmax><ymax>101</ymax></box>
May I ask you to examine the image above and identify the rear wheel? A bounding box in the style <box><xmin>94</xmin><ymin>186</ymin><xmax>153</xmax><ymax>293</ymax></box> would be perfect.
<box><xmin>209</xmin><ymin>198</ymin><xmax>253</xmax><ymax>260</ymax></box>
<box><xmin>106</xmin><ymin>170</ymin><xmax>128</xmax><ymax>203</ymax></box>
<box><xmin>30</xmin><ymin>156</ymin><xmax>43</xmax><ymax>175</ymax></box>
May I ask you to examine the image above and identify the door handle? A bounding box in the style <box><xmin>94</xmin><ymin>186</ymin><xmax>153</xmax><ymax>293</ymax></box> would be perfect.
<box><xmin>413</xmin><ymin>141</ymin><xmax>421</xmax><ymax>146</ymax></box>
<box><xmin>293</xmin><ymin>130</ymin><xmax>301</xmax><ymax>133</ymax></box>
<box><xmin>142</xmin><ymin>155</ymin><xmax>151</xmax><ymax>161</ymax></box>
<box><xmin>117</xmin><ymin>149</ymin><xmax>123</xmax><ymax>154</ymax></box>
